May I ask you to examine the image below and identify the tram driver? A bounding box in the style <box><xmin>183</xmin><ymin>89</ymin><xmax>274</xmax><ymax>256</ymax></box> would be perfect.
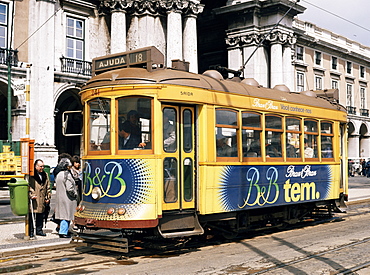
<box><xmin>119</xmin><ymin>122</ymin><xmax>146</xmax><ymax>149</ymax></box>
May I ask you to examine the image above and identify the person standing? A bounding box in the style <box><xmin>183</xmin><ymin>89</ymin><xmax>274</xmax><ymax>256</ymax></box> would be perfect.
<box><xmin>54</xmin><ymin>158</ymin><xmax>78</xmax><ymax>238</ymax></box>
<box><xmin>28</xmin><ymin>159</ymin><xmax>51</xmax><ymax>238</ymax></box>
<box><xmin>70</xmin><ymin>155</ymin><xmax>82</xmax><ymax>203</ymax></box>
<box><xmin>52</xmin><ymin>153</ymin><xmax>72</xmax><ymax>178</ymax></box>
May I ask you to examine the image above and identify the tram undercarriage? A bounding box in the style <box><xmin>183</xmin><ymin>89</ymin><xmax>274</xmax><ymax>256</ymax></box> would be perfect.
<box><xmin>73</xmin><ymin>199</ymin><xmax>345</xmax><ymax>253</ymax></box>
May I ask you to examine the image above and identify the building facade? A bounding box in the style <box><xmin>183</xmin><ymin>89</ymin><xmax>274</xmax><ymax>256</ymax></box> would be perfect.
<box><xmin>292</xmin><ymin>19</ymin><xmax>370</xmax><ymax>161</ymax></box>
<box><xmin>0</xmin><ymin>0</ymin><xmax>369</xmax><ymax>167</ymax></box>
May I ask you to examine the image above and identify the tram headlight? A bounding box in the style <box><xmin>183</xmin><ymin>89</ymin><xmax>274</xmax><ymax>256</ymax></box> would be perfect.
<box><xmin>107</xmin><ymin>207</ymin><xmax>115</xmax><ymax>215</ymax></box>
<box><xmin>92</xmin><ymin>187</ymin><xmax>102</xmax><ymax>200</ymax></box>
<box><xmin>117</xmin><ymin>207</ymin><xmax>126</xmax><ymax>215</ymax></box>
<box><xmin>78</xmin><ymin>205</ymin><xmax>85</xmax><ymax>212</ymax></box>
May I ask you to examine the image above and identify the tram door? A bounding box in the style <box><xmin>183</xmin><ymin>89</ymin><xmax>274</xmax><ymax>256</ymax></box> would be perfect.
<box><xmin>162</xmin><ymin>105</ymin><xmax>195</xmax><ymax>211</ymax></box>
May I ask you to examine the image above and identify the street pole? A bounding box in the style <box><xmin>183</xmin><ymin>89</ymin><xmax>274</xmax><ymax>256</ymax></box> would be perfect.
<box><xmin>24</xmin><ymin>64</ymin><xmax>31</xmax><ymax>239</ymax></box>
<box><xmin>7</xmin><ymin>49</ymin><xmax>12</xmax><ymax>142</ymax></box>
<box><xmin>26</xmin><ymin>64</ymin><xmax>31</xmax><ymax>138</ymax></box>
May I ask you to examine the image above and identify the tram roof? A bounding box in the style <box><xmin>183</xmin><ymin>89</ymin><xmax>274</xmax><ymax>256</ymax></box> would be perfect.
<box><xmin>82</xmin><ymin>67</ymin><xmax>345</xmax><ymax>112</ymax></box>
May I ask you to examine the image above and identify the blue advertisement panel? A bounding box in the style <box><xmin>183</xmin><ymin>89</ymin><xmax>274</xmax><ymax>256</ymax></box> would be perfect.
<box><xmin>218</xmin><ymin>164</ymin><xmax>334</xmax><ymax>212</ymax></box>
<box><xmin>82</xmin><ymin>159</ymin><xmax>155</xmax><ymax>205</ymax></box>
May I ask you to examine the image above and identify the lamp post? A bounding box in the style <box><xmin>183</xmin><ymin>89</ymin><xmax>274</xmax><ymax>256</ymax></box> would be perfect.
<box><xmin>7</xmin><ymin>48</ymin><xmax>12</xmax><ymax>142</ymax></box>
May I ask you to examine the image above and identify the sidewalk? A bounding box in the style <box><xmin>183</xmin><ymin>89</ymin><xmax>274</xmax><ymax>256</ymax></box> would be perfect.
<box><xmin>0</xmin><ymin>220</ymin><xmax>75</xmax><ymax>257</ymax></box>
<box><xmin>0</xmin><ymin>177</ymin><xmax>369</xmax><ymax>257</ymax></box>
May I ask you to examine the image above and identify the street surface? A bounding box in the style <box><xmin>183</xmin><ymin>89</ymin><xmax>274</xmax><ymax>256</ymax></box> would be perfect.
<box><xmin>0</xmin><ymin>176</ymin><xmax>369</xmax><ymax>274</ymax></box>
<box><xmin>1</xmin><ymin>202</ymin><xmax>370</xmax><ymax>274</ymax></box>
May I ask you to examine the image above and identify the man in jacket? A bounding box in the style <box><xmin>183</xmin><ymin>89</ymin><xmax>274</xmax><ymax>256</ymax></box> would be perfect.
<box><xmin>119</xmin><ymin>122</ymin><xmax>146</xmax><ymax>149</ymax></box>
<box><xmin>28</xmin><ymin>159</ymin><xmax>51</xmax><ymax>238</ymax></box>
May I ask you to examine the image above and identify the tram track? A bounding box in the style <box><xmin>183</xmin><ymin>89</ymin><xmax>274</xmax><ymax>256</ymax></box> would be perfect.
<box><xmin>1</xmin><ymin>202</ymin><xmax>370</xmax><ymax>274</ymax></box>
<box><xmin>248</xmin><ymin>237</ymin><xmax>370</xmax><ymax>275</ymax></box>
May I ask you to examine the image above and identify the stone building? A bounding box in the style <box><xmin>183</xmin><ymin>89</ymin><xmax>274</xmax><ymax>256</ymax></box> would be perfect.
<box><xmin>0</xmin><ymin>0</ymin><xmax>369</xmax><ymax>167</ymax></box>
<box><xmin>292</xmin><ymin>19</ymin><xmax>370</xmax><ymax>162</ymax></box>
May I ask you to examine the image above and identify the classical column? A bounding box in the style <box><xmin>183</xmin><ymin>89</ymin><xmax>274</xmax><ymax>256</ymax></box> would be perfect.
<box><xmin>127</xmin><ymin>15</ymin><xmax>139</xmax><ymax>50</ymax></box>
<box><xmin>241</xmin><ymin>34</ymin><xmax>268</xmax><ymax>86</ymax></box>
<box><xmin>183</xmin><ymin>2</ymin><xmax>203</xmax><ymax>73</ymax></box>
<box><xmin>228</xmin><ymin>47</ymin><xmax>242</xmax><ymax>75</ymax></box>
<box><xmin>348</xmin><ymin>134</ymin><xmax>360</xmax><ymax>159</ymax></box>
<box><xmin>360</xmin><ymin>136</ymin><xmax>370</xmax><ymax>158</ymax></box>
<box><xmin>283</xmin><ymin>44</ymin><xmax>294</xmax><ymax>91</ymax></box>
<box><xmin>267</xmin><ymin>31</ymin><xmax>296</xmax><ymax>89</ymax></box>
<box><xmin>138</xmin><ymin>14</ymin><xmax>156</xmax><ymax>48</ymax></box>
<box><xmin>167</xmin><ymin>9</ymin><xmax>183</xmax><ymax>67</ymax></box>
<box><xmin>270</xmin><ymin>42</ymin><xmax>283</xmax><ymax>88</ymax></box>
<box><xmin>99</xmin><ymin>0</ymin><xmax>133</xmax><ymax>53</ymax></box>
<box><xmin>183</xmin><ymin>14</ymin><xmax>197</xmax><ymax>73</ymax></box>
<box><xmin>111</xmin><ymin>10</ymin><xmax>126</xmax><ymax>53</ymax></box>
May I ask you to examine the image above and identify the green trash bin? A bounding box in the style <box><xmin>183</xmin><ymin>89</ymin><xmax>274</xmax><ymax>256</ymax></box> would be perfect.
<box><xmin>7</xmin><ymin>177</ymin><xmax>29</xmax><ymax>216</ymax></box>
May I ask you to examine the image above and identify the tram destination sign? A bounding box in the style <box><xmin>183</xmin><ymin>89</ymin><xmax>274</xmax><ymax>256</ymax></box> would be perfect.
<box><xmin>92</xmin><ymin>46</ymin><xmax>164</xmax><ymax>75</ymax></box>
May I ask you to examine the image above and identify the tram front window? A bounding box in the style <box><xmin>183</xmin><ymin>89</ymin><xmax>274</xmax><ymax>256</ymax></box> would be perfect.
<box><xmin>89</xmin><ymin>98</ymin><xmax>111</xmax><ymax>151</ymax></box>
<box><xmin>117</xmin><ymin>97</ymin><xmax>152</xmax><ymax>150</ymax></box>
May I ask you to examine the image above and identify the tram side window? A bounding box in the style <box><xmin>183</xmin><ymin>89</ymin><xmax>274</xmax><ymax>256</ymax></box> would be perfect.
<box><xmin>242</xmin><ymin>112</ymin><xmax>261</xmax><ymax>157</ymax></box>
<box><xmin>89</xmin><ymin>98</ymin><xmax>111</xmax><ymax>151</ymax></box>
<box><xmin>117</xmin><ymin>97</ymin><xmax>152</xmax><ymax>150</ymax></box>
<box><xmin>163</xmin><ymin>108</ymin><xmax>177</xmax><ymax>152</ymax></box>
<box><xmin>215</xmin><ymin>109</ymin><xmax>238</xmax><ymax>158</ymax></box>
<box><xmin>303</xmin><ymin>119</ymin><xmax>318</xmax><ymax>158</ymax></box>
<box><xmin>265</xmin><ymin>115</ymin><xmax>283</xmax><ymax>158</ymax></box>
<box><xmin>164</xmin><ymin>158</ymin><xmax>178</xmax><ymax>203</ymax></box>
<box><xmin>286</xmin><ymin>117</ymin><xmax>301</xmax><ymax>158</ymax></box>
<box><xmin>321</xmin><ymin>122</ymin><xmax>334</xmax><ymax>158</ymax></box>
<box><xmin>183</xmin><ymin>109</ymin><xmax>193</xmax><ymax>153</ymax></box>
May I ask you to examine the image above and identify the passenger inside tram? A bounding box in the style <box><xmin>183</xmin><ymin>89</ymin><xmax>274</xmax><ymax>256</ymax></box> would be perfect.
<box><xmin>118</xmin><ymin>122</ymin><xmax>146</xmax><ymax>150</ymax></box>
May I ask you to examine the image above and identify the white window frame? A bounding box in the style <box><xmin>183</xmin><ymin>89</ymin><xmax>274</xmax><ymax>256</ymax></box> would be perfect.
<box><xmin>360</xmin><ymin>66</ymin><xmax>366</xmax><ymax>79</ymax></box>
<box><xmin>331</xmin><ymin>56</ymin><xmax>338</xmax><ymax>70</ymax></box>
<box><xmin>346</xmin><ymin>61</ymin><xmax>352</xmax><ymax>75</ymax></box>
<box><xmin>315</xmin><ymin>51</ymin><xmax>322</xmax><ymax>66</ymax></box>
<box><xmin>331</xmin><ymin>80</ymin><xmax>338</xmax><ymax>89</ymax></box>
<box><xmin>66</xmin><ymin>16</ymin><xmax>85</xmax><ymax>60</ymax></box>
<box><xmin>296</xmin><ymin>45</ymin><xmax>304</xmax><ymax>61</ymax></box>
<box><xmin>360</xmin><ymin>87</ymin><xmax>366</xmax><ymax>110</ymax></box>
<box><xmin>346</xmin><ymin>83</ymin><xmax>353</xmax><ymax>106</ymax></box>
<box><xmin>296</xmin><ymin>71</ymin><xmax>305</xmax><ymax>92</ymax></box>
<box><xmin>0</xmin><ymin>2</ymin><xmax>8</xmax><ymax>48</ymax></box>
<box><xmin>315</xmin><ymin>75</ymin><xmax>322</xmax><ymax>90</ymax></box>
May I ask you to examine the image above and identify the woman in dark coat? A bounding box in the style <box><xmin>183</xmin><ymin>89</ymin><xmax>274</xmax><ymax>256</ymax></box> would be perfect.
<box><xmin>54</xmin><ymin>158</ymin><xmax>78</xmax><ymax>238</ymax></box>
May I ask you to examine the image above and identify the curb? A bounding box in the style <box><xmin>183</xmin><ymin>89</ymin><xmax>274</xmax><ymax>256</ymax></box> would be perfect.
<box><xmin>347</xmin><ymin>198</ymin><xmax>370</xmax><ymax>205</ymax></box>
<box><xmin>0</xmin><ymin>241</ymin><xmax>78</xmax><ymax>258</ymax></box>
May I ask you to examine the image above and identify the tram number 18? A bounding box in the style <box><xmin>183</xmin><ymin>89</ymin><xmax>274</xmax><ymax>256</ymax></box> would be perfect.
<box><xmin>130</xmin><ymin>51</ymin><xmax>147</xmax><ymax>64</ymax></box>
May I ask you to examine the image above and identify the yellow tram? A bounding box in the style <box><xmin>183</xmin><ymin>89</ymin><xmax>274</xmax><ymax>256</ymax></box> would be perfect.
<box><xmin>74</xmin><ymin>47</ymin><xmax>348</xmax><ymax>249</ymax></box>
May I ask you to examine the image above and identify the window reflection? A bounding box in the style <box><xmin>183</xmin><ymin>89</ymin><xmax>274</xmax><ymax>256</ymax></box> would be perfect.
<box><xmin>89</xmin><ymin>98</ymin><xmax>110</xmax><ymax>151</ymax></box>
<box><xmin>164</xmin><ymin>158</ymin><xmax>177</xmax><ymax>203</ymax></box>
<box><xmin>117</xmin><ymin>97</ymin><xmax>152</xmax><ymax>150</ymax></box>
<box><xmin>216</xmin><ymin>109</ymin><xmax>238</xmax><ymax>158</ymax></box>
<box><xmin>163</xmin><ymin>108</ymin><xmax>177</xmax><ymax>152</ymax></box>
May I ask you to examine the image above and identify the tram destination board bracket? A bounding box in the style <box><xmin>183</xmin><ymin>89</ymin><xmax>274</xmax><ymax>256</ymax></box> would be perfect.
<box><xmin>92</xmin><ymin>46</ymin><xmax>164</xmax><ymax>75</ymax></box>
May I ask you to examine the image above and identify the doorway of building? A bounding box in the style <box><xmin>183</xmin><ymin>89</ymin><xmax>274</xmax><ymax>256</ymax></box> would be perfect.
<box><xmin>54</xmin><ymin>89</ymin><xmax>82</xmax><ymax>157</ymax></box>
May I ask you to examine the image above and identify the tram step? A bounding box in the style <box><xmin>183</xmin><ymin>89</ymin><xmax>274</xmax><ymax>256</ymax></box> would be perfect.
<box><xmin>158</xmin><ymin>212</ymin><xmax>204</xmax><ymax>238</ymax></box>
<box><xmin>72</xmin><ymin>231</ymin><xmax>128</xmax><ymax>253</ymax></box>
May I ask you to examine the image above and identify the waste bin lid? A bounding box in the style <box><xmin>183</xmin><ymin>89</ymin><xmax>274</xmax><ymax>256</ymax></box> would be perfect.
<box><xmin>7</xmin><ymin>177</ymin><xmax>28</xmax><ymax>186</ymax></box>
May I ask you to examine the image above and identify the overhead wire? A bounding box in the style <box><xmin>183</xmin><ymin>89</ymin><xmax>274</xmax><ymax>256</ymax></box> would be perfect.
<box><xmin>16</xmin><ymin>6</ymin><xmax>62</xmax><ymax>50</ymax></box>
<box><xmin>301</xmin><ymin>0</ymin><xmax>370</xmax><ymax>33</ymax></box>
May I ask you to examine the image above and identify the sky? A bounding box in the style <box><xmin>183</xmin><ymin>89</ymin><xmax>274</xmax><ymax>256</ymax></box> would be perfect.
<box><xmin>296</xmin><ymin>0</ymin><xmax>370</xmax><ymax>47</ymax></box>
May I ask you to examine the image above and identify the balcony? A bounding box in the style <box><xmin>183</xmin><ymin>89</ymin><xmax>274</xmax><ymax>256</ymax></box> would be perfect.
<box><xmin>60</xmin><ymin>57</ymin><xmax>92</xmax><ymax>76</ymax></box>
<box><xmin>0</xmin><ymin>48</ymin><xmax>18</xmax><ymax>67</ymax></box>
<box><xmin>347</xmin><ymin>106</ymin><xmax>356</xmax><ymax>115</ymax></box>
<box><xmin>360</xmin><ymin>109</ymin><xmax>369</xmax><ymax>117</ymax></box>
